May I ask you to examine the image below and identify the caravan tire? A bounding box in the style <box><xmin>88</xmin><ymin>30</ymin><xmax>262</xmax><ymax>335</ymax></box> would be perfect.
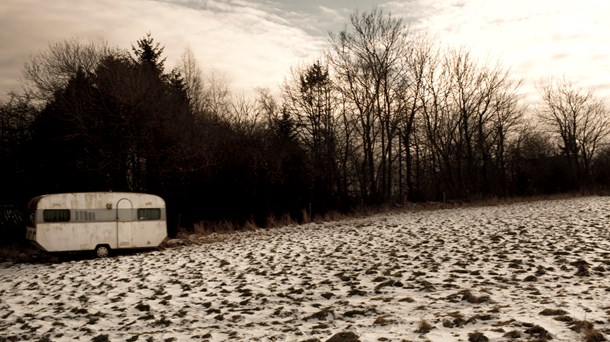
<box><xmin>95</xmin><ymin>245</ymin><xmax>110</xmax><ymax>258</ymax></box>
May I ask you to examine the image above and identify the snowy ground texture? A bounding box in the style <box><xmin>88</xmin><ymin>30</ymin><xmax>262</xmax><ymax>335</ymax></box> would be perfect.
<box><xmin>2</xmin><ymin>197</ymin><xmax>610</xmax><ymax>342</ymax></box>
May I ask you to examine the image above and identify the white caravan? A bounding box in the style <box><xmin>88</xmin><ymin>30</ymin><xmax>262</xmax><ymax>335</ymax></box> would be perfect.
<box><xmin>26</xmin><ymin>192</ymin><xmax>167</xmax><ymax>257</ymax></box>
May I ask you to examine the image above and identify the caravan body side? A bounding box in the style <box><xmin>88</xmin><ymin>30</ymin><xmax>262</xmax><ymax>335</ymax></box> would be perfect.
<box><xmin>26</xmin><ymin>192</ymin><xmax>167</xmax><ymax>253</ymax></box>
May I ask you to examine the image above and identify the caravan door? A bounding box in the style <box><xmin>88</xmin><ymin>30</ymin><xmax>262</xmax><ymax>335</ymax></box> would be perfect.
<box><xmin>117</xmin><ymin>198</ymin><xmax>133</xmax><ymax>248</ymax></box>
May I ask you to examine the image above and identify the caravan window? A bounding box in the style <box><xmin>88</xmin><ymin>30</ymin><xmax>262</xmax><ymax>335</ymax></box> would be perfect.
<box><xmin>75</xmin><ymin>211</ymin><xmax>96</xmax><ymax>221</ymax></box>
<box><xmin>43</xmin><ymin>209</ymin><xmax>71</xmax><ymax>222</ymax></box>
<box><xmin>137</xmin><ymin>208</ymin><xmax>161</xmax><ymax>220</ymax></box>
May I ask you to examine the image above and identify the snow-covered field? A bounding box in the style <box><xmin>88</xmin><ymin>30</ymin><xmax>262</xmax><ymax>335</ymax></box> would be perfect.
<box><xmin>1</xmin><ymin>196</ymin><xmax>610</xmax><ymax>342</ymax></box>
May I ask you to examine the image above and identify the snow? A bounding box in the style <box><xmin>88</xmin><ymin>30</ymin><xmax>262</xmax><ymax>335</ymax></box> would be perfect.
<box><xmin>1</xmin><ymin>196</ymin><xmax>610</xmax><ymax>341</ymax></box>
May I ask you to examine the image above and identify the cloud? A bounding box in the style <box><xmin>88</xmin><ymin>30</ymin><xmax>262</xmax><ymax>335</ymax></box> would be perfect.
<box><xmin>0</xmin><ymin>0</ymin><xmax>327</xmax><ymax>99</ymax></box>
<box><xmin>3</xmin><ymin>0</ymin><xmax>608</xmax><ymax>105</ymax></box>
<box><xmin>381</xmin><ymin>0</ymin><xmax>610</xmax><ymax>100</ymax></box>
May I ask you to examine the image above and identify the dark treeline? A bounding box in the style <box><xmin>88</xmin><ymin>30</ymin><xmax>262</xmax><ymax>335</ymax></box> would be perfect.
<box><xmin>2</xmin><ymin>10</ymin><xmax>610</xmax><ymax>240</ymax></box>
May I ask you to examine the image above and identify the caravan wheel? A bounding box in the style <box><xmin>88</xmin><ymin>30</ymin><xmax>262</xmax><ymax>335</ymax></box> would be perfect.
<box><xmin>95</xmin><ymin>245</ymin><xmax>110</xmax><ymax>258</ymax></box>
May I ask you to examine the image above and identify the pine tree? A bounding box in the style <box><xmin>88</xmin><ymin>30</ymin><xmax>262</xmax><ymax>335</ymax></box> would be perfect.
<box><xmin>132</xmin><ymin>33</ymin><xmax>166</xmax><ymax>75</ymax></box>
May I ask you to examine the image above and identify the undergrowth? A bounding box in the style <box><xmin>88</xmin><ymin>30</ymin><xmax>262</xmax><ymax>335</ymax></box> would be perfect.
<box><xmin>177</xmin><ymin>193</ymin><xmax>590</xmax><ymax>238</ymax></box>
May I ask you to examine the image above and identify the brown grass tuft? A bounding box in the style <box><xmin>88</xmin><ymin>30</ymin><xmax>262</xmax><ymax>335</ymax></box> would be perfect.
<box><xmin>540</xmin><ymin>308</ymin><xmax>568</xmax><ymax>316</ymax></box>
<box><xmin>571</xmin><ymin>320</ymin><xmax>594</xmax><ymax>333</ymax></box>
<box><xmin>243</xmin><ymin>219</ymin><xmax>258</xmax><ymax>231</ymax></box>
<box><xmin>468</xmin><ymin>331</ymin><xmax>488</xmax><ymax>342</ymax></box>
<box><xmin>414</xmin><ymin>319</ymin><xmax>433</xmax><ymax>334</ymax></box>
<box><xmin>460</xmin><ymin>290</ymin><xmax>491</xmax><ymax>304</ymax></box>
<box><xmin>570</xmin><ymin>319</ymin><xmax>606</xmax><ymax>341</ymax></box>
<box><xmin>571</xmin><ymin>259</ymin><xmax>591</xmax><ymax>277</ymax></box>
<box><xmin>502</xmin><ymin>330</ymin><xmax>521</xmax><ymax>339</ymax></box>
<box><xmin>584</xmin><ymin>328</ymin><xmax>607</xmax><ymax>342</ymax></box>
<box><xmin>524</xmin><ymin>324</ymin><xmax>552</xmax><ymax>340</ymax></box>
<box><xmin>301</xmin><ymin>208</ymin><xmax>311</xmax><ymax>224</ymax></box>
<box><xmin>326</xmin><ymin>331</ymin><xmax>360</xmax><ymax>342</ymax></box>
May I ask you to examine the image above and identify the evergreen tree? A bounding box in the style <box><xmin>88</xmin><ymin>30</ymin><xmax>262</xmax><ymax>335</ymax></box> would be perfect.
<box><xmin>132</xmin><ymin>33</ymin><xmax>166</xmax><ymax>75</ymax></box>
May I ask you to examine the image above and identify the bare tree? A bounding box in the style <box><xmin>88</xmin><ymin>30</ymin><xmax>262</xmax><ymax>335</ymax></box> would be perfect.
<box><xmin>485</xmin><ymin>70</ymin><xmax>524</xmax><ymax>195</ymax></box>
<box><xmin>22</xmin><ymin>37</ymin><xmax>114</xmax><ymax>103</ymax></box>
<box><xmin>283</xmin><ymin>60</ymin><xmax>340</xmax><ymax>209</ymax></box>
<box><xmin>200</xmin><ymin>69</ymin><xmax>232</xmax><ymax>119</ymax></box>
<box><xmin>176</xmin><ymin>48</ymin><xmax>233</xmax><ymax>121</ymax></box>
<box><xmin>537</xmin><ymin>78</ymin><xmax>610</xmax><ymax>186</ymax></box>
<box><xmin>327</xmin><ymin>8</ymin><xmax>411</xmax><ymax>202</ymax></box>
<box><xmin>419</xmin><ymin>49</ymin><xmax>457</xmax><ymax>199</ymax></box>
<box><xmin>398</xmin><ymin>34</ymin><xmax>438</xmax><ymax>201</ymax></box>
<box><xmin>177</xmin><ymin>47</ymin><xmax>205</xmax><ymax>115</ymax></box>
<box><xmin>218</xmin><ymin>93</ymin><xmax>262</xmax><ymax>138</ymax></box>
<box><xmin>283</xmin><ymin>61</ymin><xmax>336</xmax><ymax>152</ymax></box>
<box><xmin>417</xmin><ymin>48</ymin><xmax>523</xmax><ymax>199</ymax></box>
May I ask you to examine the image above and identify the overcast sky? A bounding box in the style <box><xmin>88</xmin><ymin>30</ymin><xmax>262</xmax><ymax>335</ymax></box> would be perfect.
<box><xmin>1</xmin><ymin>0</ymin><xmax>609</xmax><ymax>102</ymax></box>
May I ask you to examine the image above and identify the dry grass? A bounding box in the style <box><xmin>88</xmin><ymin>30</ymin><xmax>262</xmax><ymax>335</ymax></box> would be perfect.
<box><xmin>0</xmin><ymin>242</ymin><xmax>50</xmax><ymax>264</ymax></box>
<box><xmin>320</xmin><ymin>210</ymin><xmax>348</xmax><ymax>223</ymax></box>
<box><xmin>584</xmin><ymin>328</ymin><xmax>607</xmax><ymax>342</ymax></box>
<box><xmin>468</xmin><ymin>331</ymin><xmax>488</xmax><ymax>342</ymax></box>
<box><xmin>540</xmin><ymin>308</ymin><xmax>569</xmax><ymax>316</ymax></box>
<box><xmin>266</xmin><ymin>214</ymin><xmax>295</xmax><ymax>228</ymax></box>
<box><xmin>301</xmin><ymin>208</ymin><xmax>311</xmax><ymax>224</ymax></box>
<box><xmin>584</xmin><ymin>329</ymin><xmax>607</xmax><ymax>342</ymax></box>
<box><xmin>170</xmin><ymin>193</ymin><xmax>591</xmax><ymax>246</ymax></box>
<box><xmin>193</xmin><ymin>222</ymin><xmax>207</xmax><ymax>234</ymax></box>
<box><xmin>400</xmin><ymin>192</ymin><xmax>588</xmax><ymax>213</ymax></box>
<box><xmin>414</xmin><ymin>319</ymin><xmax>433</xmax><ymax>334</ymax></box>
<box><xmin>570</xmin><ymin>320</ymin><xmax>607</xmax><ymax>342</ymax></box>
<box><xmin>185</xmin><ymin>220</ymin><xmax>241</xmax><ymax>235</ymax></box>
<box><xmin>174</xmin><ymin>228</ymin><xmax>192</xmax><ymax>240</ymax></box>
<box><xmin>243</xmin><ymin>219</ymin><xmax>258</xmax><ymax>231</ymax></box>
<box><xmin>0</xmin><ymin>243</ymin><xmax>23</xmax><ymax>260</ymax></box>
<box><xmin>524</xmin><ymin>324</ymin><xmax>552</xmax><ymax>340</ymax></box>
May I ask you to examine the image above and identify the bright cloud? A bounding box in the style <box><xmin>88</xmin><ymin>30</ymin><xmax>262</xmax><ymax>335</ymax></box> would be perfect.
<box><xmin>1</xmin><ymin>0</ymin><xmax>609</xmax><ymax>103</ymax></box>
<box><xmin>0</xmin><ymin>0</ymin><xmax>327</xmax><ymax>99</ymax></box>
<box><xmin>383</xmin><ymin>0</ymin><xmax>610</xmax><ymax>100</ymax></box>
